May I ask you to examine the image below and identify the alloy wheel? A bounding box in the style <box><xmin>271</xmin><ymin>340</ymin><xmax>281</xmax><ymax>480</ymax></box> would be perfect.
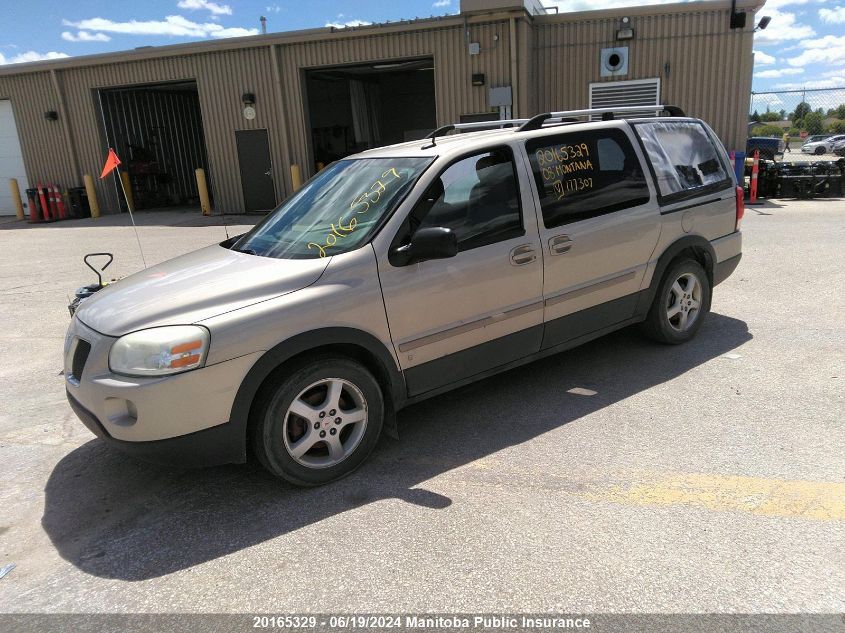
<box><xmin>666</xmin><ymin>272</ymin><xmax>702</xmax><ymax>332</ymax></box>
<box><xmin>282</xmin><ymin>378</ymin><xmax>368</xmax><ymax>469</ymax></box>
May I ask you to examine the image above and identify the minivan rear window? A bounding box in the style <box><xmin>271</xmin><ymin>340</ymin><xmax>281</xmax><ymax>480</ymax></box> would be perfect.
<box><xmin>232</xmin><ymin>157</ymin><xmax>433</xmax><ymax>259</ymax></box>
<box><xmin>634</xmin><ymin>120</ymin><xmax>731</xmax><ymax>200</ymax></box>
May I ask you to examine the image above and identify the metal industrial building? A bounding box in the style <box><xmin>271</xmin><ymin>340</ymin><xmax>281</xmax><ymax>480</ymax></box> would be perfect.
<box><xmin>0</xmin><ymin>0</ymin><xmax>762</xmax><ymax>216</ymax></box>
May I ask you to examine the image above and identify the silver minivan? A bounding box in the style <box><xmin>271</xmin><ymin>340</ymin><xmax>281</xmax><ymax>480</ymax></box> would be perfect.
<box><xmin>65</xmin><ymin>106</ymin><xmax>743</xmax><ymax>486</ymax></box>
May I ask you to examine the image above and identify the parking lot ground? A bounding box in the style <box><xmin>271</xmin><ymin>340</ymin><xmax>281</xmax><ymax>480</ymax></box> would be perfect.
<box><xmin>0</xmin><ymin>201</ymin><xmax>843</xmax><ymax>614</ymax></box>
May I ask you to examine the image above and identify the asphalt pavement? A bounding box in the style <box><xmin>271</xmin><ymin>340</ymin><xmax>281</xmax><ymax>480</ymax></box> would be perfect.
<box><xmin>0</xmin><ymin>201</ymin><xmax>842</xmax><ymax>615</ymax></box>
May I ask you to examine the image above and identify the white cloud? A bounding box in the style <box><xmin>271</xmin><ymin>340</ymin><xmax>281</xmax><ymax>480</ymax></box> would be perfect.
<box><xmin>753</xmin><ymin>9</ymin><xmax>816</xmax><ymax>45</ymax></box>
<box><xmin>325</xmin><ymin>19</ymin><xmax>371</xmax><ymax>28</ymax></box>
<box><xmin>786</xmin><ymin>34</ymin><xmax>845</xmax><ymax>66</ymax></box>
<box><xmin>63</xmin><ymin>15</ymin><xmax>258</xmax><ymax>39</ymax></box>
<box><xmin>754</xmin><ymin>67</ymin><xmax>805</xmax><ymax>78</ymax></box>
<box><xmin>266</xmin><ymin>4</ymin><xmax>282</xmax><ymax>12</ymax></box>
<box><xmin>61</xmin><ymin>31</ymin><xmax>111</xmax><ymax>42</ymax></box>
<box><xmin>0</xmin><ymin>50</ymin><xmax>69</xmax><ymax>65</ymax></box>
<box><xmin>754</xmin><ymin>50</ymin><xmax>776</xmax><ymax>65</ymax></box>
<box><xmin>176</xmin><ymin>0</ymin><xmax>232</xmax><ymax>16</ymax></box>
<box><xmin>819</xmin><ymin>6</ymin><xmax>845</xmax><ymax>22</ymax></box>
<box><xmin>775</xmin><ymin>77</ymin><xmax>845</xmax><ymax>89</ymax></box>
<box><xmin>433</xmin><ymin>0</ymin><xmax>451</xmax><ymax>7</ymax></box>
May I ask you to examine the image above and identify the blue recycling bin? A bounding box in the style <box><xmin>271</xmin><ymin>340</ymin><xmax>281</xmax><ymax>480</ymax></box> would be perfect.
<box><xmin>731</xmin><ymin>151</ymin><xmax>745</xmax><ymax>183</ymax></box>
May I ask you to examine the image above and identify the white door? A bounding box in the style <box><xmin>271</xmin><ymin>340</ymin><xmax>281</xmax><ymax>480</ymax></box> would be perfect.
<box><xmin>0</xmin><ymin>100</ymin><xmax>29</xmax><ymax>216</ymax></box>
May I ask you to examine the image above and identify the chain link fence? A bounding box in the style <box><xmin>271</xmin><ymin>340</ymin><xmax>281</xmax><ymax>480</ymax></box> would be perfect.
<box><xmin>749</xmin><ymin>87</ymin><xmax>845</xmax><ymax>139</ymax></box>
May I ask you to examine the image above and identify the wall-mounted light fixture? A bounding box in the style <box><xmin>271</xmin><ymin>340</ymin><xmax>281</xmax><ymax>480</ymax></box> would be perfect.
<box><xmin>616</xmin><ymin>17</ymin><xmax>634</xmax><ymax>41</ymax></box>
<box><xmin>44</xmin><ymin>110</ymin><xmax>58</xmax><ymax>121</ymax></box>
<box><xmin>754</xmin><ymin>16</ymin><xmax>771</xmax><ymax>31</ymax></box>
<box><xmin>241</xmin><ymin>92</ymin><xmax>256</xmax><ymax>105</ymax></box>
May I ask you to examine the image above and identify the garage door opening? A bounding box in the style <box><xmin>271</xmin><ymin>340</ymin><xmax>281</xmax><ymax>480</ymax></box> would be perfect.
<box><xmin>306</xmin><ymin>59</ymin><xmax>436</xmax><ymax>170</ymax></box>
<box><xmin>98</xmin><ymin>81</ymin><xmax>210</xmax><ymax>211</ymax></box>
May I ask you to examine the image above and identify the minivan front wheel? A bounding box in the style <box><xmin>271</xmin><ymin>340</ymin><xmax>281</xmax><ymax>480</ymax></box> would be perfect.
<box><xmin>252</xmin><ymin>357</ymin><xmax>384</xmax><ymax>486</ymax></box>
<box><xmin>642</xmin><ymin>259</ymin><xmax>711</xmax><ymax>344</ymax></box>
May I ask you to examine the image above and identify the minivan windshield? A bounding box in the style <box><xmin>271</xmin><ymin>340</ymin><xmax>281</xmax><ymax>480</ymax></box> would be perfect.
<box><xmin>232</xmin><ymin>157</ymin><xmax>433</xmax><ymax>259</ymax></box>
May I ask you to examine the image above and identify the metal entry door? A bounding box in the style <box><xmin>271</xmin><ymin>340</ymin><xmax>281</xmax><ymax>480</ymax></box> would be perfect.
<box><xmin>235</xmin><ymin>129</ymin><xmax>276</xmax><ymax>212</ymax></box>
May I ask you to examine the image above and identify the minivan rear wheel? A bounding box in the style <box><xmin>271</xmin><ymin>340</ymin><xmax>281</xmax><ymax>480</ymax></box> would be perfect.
<box><xmin>252</xmin><ymin>357</ymin><xmax>384</xmax><ymax>486</ymax></box>
<box><xmin>641</xmin><ymin>259</ymin><xmax>711</xmax><ymax>344</ymax></box>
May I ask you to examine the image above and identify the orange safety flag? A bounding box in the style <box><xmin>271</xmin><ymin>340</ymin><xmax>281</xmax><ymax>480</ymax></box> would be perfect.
<box><xmin>100</xmin><ymin>148</ymin><xmax>121</xmax><ymax>179</ymax></box>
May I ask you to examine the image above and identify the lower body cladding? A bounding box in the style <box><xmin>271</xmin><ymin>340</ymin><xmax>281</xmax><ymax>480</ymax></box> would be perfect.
<box><xmin>64</xmin><ymin>317</ymin><xmax>261</xmax><ymax>466</ymax></box>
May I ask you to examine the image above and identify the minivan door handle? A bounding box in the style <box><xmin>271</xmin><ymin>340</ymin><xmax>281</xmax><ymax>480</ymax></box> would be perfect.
<box><xmin>549</xmin><ymin>234</ymin><xmax>572</xmax><ymax>255</ymax></box>
<box><xmin>509</xmin><ymin>244</ymin><xmax>537</xmax><ymax>266</ymax></box>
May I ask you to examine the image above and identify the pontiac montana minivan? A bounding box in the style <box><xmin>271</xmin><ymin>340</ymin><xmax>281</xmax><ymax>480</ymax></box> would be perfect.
<box><xmin>65</xmin><ymin>106</ymin><xmax>743</xmax><ymax>486</ymax></box>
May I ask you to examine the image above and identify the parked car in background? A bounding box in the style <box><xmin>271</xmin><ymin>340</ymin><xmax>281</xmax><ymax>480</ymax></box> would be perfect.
<box><xmin>832</xmin><ymin>137</ymin><xmax>845</xmax><ymax>156</ymax></box>
<box><xmin>804</xmin><ymin>135</ymin><xmax>831</xmax><ymax>144</ymax></box>
<box><xmin>746</xmin><ymin>136</ymin><xmax>784</xmax><ymax>160</ymax></box>
<box><xmin>802</xmin><ymin>135</ymin><xmax>845</xmax><ymax>155</ymax></box>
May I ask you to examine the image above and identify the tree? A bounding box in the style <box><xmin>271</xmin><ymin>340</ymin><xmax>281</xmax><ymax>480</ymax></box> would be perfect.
<box><xmin>751</xmin><ymin>109</ymin><xmax>761</xmax><ymax>123</ymax></box>
<box><xmin>802</xmin><ymin>111</ymin><xmax>825</xmax><ymax>135</ymax></box>
<box><xmin>793</xmin><ymin>101</ymin><xmax>811</xmax><ymax>121</ymax></box>
<box><xmin>836</xmin><ymin>104</ymin><xmax>845</xmax><ymax>120</ymax></box>
<box><xmin>828</xmin><ymin>120</ymin><xmax>845</xmax><ymax>134</ymax></box>
<box><xmin>750</xmin><ymin>124</ymin><xmax>784</xmax><ymax>137</ymax></box>
<box><xmin>759</xmin><ymin>111</ymin><xmax>781</xmax><ymax>122</ymax></box>
<box><xmin>779</xmin><ymin>109</ymin><xmax>786</xmax><ymax>120</ymax></box>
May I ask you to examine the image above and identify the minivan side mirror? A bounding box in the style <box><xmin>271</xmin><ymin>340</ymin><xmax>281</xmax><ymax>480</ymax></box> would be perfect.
<box><xmin>389</xmin><ymin>227</ymin><xmax>458</xmax><ymax>266</ymax></box>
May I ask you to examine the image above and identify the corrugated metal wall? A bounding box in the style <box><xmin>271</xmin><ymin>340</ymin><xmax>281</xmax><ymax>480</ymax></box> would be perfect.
<box><xmin>0</xmin><ymin>3</ymin><xmax>756</xmax><ymax>216</ymax></box>
<box><xmin>534</xmin><ymin>5</ymin><xmax>754</xmax><ymax>150</ymax></box>
<box><xmin>277</xmin><ymin>20</ymin><xmax>513</xmax><ymax>180</ymax></box>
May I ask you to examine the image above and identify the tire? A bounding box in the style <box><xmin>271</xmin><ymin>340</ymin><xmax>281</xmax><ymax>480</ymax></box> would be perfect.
<box><xmin>815</xmin><ymin>146</ymin><xmax>825</xmax><ymax>155</ymax></box>
<box><xmin>641</xmin><ymin>259</ymin><xmax>711</xmax><ymax>345</ymax></box>
<box><xmin>251</xmin><ymin>356</ymin><xmax>384</xmax><ymax>486</ymax></box>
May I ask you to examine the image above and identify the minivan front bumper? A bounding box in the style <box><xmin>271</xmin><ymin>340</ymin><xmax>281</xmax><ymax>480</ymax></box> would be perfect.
<box><xmin>66</xmin><ymin>390</ymin><xmax>245</xmax><ymax>466</ymax></box>
<box><xmin>64</xmin><ymin>317</ymin><xmax>260</xmax><ymax>466</ymax></box>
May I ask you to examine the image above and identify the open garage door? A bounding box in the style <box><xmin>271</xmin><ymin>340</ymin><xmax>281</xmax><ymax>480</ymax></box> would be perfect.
<box><xmin>306</xmin><ymin>59</ymin><xmax>435</xmax><ymax>170</ymax></box>
<box><xmin>98</xmin><ymin>81</ymin><xmax>210</xmax><ymax>211</ymax></box>
<box><xmin>0</xmin><ymin>100</ymin><xmax>29</xmax><ymax>216</ymax></box>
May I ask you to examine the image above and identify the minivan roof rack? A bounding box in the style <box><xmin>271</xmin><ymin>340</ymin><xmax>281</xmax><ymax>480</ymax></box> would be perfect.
<box><xmin>422</xmin><ymin>118</ymin><xmax>530</xmax><ymax>148</ymax></box>
<box><xmin>518</xmin><ymin>105</ymin><xmax>685</xmax><ymax>132</ymax></box>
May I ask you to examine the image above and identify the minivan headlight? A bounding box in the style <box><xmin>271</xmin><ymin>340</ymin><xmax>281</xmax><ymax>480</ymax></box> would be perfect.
<box><xmin>109</xmin><ymin>326</ymin><xmax>210</xmax><ymax>377</ymax></box>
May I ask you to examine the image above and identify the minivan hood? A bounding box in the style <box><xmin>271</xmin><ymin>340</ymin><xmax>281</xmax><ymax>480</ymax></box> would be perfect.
<box><xmin>75</xmin><ymin>244</ymin><xmax>330</xmax><ymax>336</ymax></box>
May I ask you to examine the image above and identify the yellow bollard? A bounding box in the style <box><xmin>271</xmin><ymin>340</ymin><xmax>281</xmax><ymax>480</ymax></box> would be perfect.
<box><xmin>291</xmin><ymin>164</ymin><xmax>302</xmax><ymax>192</ymax></box>
<box><xmin>83</xmin><ymin>174</ymin><xmax>100</xmax><ymax>218</ymax></box>
<box><xmin>195</xmin><ymin>168</ymin><xmax>212</xmax><ymax>216</ymax></box>
<box><xmin>120</xmin><ymin>171</ymin><xmax>135</xmax><ymax>212</ymax></box>
<box><xmin>9</xmin><ymin>178</ymin><xmax>25</xmax><ymax>221</ymax></box>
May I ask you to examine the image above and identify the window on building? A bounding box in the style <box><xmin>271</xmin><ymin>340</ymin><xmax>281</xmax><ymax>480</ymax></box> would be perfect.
<box><xmin>525</xmin><ymin>128</ymin><xmax>650</xmax><ymax>228</ymax></box>
<box><xmin>412</xmin><ymin>148</ymin><xmax>523</xmax><ymax>251</ymax></box>
<box><xmin>634</xmin><ymin>120</ymin><xmax>732</xmax><ymax>200</ymax></box>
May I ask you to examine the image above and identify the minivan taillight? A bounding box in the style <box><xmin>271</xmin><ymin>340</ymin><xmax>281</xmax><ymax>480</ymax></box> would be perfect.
<box><xmin>735</xmin><ymin>185</ymin><xmax>744</xmax><ymax>230</ymax></box>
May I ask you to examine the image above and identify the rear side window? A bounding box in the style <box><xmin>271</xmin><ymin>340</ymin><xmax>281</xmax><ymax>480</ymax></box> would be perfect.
<box><xmin>526</xmin><ymin>128</ymin><xmax>650</xmax><ymax>228</ymax></box>
<box><xmin>634</xmin><ymin>120</ymin><xmax>731</xmax><ymax>200</ymax></box>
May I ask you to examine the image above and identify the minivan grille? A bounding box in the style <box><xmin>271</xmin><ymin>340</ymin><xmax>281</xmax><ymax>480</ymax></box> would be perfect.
<box><xmin>71</xmin><ymin>339</ymin><xmax>92</xmax><ymax>381</ymax></box>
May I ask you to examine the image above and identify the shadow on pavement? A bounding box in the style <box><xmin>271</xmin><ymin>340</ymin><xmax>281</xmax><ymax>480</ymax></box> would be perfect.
<box><xmin>42</xmin><ymin>313</ymin><xmax>751</xmax><ymax>580</ymax></box>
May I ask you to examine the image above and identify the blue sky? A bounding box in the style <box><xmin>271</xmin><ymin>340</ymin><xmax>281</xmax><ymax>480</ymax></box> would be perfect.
<box><xmin>1</xmin><ymin>0</ymin><xmax>843</xmax><ymax>107</ymax></box>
